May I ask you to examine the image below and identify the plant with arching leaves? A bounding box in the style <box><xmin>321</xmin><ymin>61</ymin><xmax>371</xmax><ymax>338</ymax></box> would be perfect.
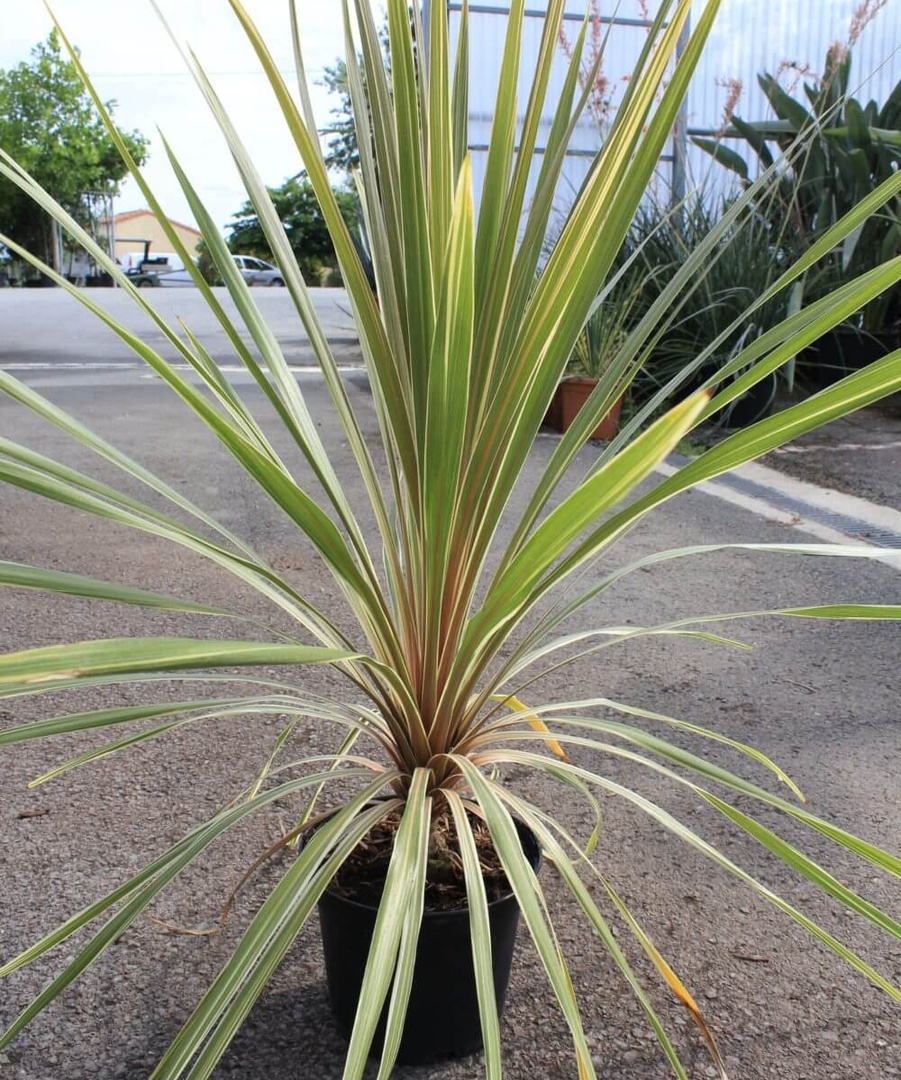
<box><xmin>0</xmin><ymin>2</ymin><xmax>900</xmax><ymax>1079</ymax></box>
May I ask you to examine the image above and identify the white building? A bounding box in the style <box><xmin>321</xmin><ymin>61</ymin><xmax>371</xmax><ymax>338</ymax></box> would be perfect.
<box><xmin>443</xmin><ymin>0</ymin><xmax>901</xmax><ymax>220</ymax></box>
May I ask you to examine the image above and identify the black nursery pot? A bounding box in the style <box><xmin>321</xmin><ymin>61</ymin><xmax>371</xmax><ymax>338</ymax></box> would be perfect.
<box><xmin>803</xmin><ymin>325</ymin><xmax>896</xmax><ymax>387</ymax></box>
<box><xmin>317</xmin><ymin>817</ymin><xmax>541</xmax><ymax>1065</ymax></box>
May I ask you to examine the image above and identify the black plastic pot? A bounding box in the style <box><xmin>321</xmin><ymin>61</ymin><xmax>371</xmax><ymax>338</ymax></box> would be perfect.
<box><xmin>712</xmin><ymin>369</ymin><xmax>777</xmax><ymax>429</ymax></box>
<box><xmin>690</xmin><ymin>361</ymin><xmax>777</xmax><ymax>430</ymax></box>
<box><xmin>317</xmin><ymin>816</ymin><xmax>540</xmax><ymax>1065</ymax></box>
<box><xmin>802</xmin><ymin>325</ymin><xmax>896</xmax><ymax>387</ymax></box>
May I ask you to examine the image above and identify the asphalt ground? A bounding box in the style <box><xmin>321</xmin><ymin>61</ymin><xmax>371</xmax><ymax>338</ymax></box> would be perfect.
<box><xmin>0</xmin><ymin>292</ymin><xmax>900</xmax><ymax>1079</ymax></box>
<box><xmin>0</xmin><ymin>287</ymin><xmax>360</xmax><ymax>369</ymax></box>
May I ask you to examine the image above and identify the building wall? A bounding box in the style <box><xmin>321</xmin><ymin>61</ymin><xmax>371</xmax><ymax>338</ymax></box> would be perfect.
<box><xmin>112</xmin><ymin>210</ymin><xmax>202</xmax><ymax>260</ymax></box>
<box><xmin>448</xmin><ymin>0</ymin><xmax>901</xmax><ymax>215</ymax></box>
<box><xmin>449</xmin><ymin>0</ymin><xmax>673</xmax><ymax>229</ymax></box>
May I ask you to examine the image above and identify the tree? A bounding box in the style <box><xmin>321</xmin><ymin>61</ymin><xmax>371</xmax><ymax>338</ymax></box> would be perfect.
<box><xmin>0</xmin><ymin>30</ymin><xmax>147</xmax><ymax>272</ymax></box>
<box><xmin>225</xmin><ymin>174</ymin><xmax>358</xmax><ymax>284</ymax></box>
<box><xmin>318</xmin><ymin>6</ymin><xmax>419</xmax><ymax>177</ymax></box>
<box><xmin>320</xmin><ymin>60</ymin><xmax>359</xmax><ymax>175</ymax></box>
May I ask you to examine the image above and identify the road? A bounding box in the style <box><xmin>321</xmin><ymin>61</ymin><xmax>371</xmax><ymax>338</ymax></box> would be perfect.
<box><xmin>1</xmin><ymin>290</ymin><xmax>900</xmax><ymax>1080</ymax></box>
<box><xmin>0</xmin><ymin>285</ymin><xmax>359</xmax><ymax>369</ymax></box>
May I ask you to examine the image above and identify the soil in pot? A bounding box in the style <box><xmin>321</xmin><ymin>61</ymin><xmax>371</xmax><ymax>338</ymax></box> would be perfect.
<box><xmin>317</xmin><ymin>808</ymin><xmax>540</xmax><ymax>1064</ymax></box>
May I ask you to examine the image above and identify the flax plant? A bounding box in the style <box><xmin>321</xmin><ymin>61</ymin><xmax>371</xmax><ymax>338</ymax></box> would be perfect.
<box><xmin>1</xmin><ymin>2</ymin><xmax>901</xmax><ymax>1078</ymax></box>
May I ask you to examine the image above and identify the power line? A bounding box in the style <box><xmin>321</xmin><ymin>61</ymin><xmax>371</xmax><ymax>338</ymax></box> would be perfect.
<box><xmin>87</xmin><ymin>67</ymin><xmax>323</xmax><ymax>79</ymax></box>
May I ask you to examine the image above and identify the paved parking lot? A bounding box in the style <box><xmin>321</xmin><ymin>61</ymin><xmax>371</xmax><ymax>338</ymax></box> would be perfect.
<box><xmin>0</xmin><ymin>286</ymin><xmax>359</xmax><ymax>369</ymax></box>
<box><xmin>1</xmin><ymin>288</ymin><xmax>900</xmax><ymax>1080</ymax></box>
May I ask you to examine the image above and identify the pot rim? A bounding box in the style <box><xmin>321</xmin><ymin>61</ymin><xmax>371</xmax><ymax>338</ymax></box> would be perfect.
<box><xmin>312</xmin><ymin>805</ymin><xmax>541</xmax><ymax>917</ymax></box>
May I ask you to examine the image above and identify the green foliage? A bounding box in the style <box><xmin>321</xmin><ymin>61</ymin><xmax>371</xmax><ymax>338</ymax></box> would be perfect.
<box><xmin>694</xmin><ymin>49</ymin><xmax>901</xmax><ymax>333</ymax></box>
<box><xmin>194</xmin><ymin>238</ymin><xmax>219</xmax><ymax>285</ymax></box>
<box><xmin>320</xmin><ymin>60</ymin><xmax>360</xmax><ymax>174</ymax></box>
<box><xmin>565</xmin><ymin>260</ymin><xmax>647</xmax><ymax>379</ymax></box>
<box><xmin>626</xmin><ymin>193</ymin><xmax>789</xmax><ymax>415</ymax></box>
<box><xmin>0</xmin><ymin>30</ymin><xmax>147</xmax><ymax>268</ymax></box>
<box><xmin>224</xmin><ymin>174</ymin><xmax>357</xmax><ymax>284</ymax></box>
<box><xmin>1</xmin><ymin>4</ymin><xmax>901</xmax><ymax>1079</ymax></box>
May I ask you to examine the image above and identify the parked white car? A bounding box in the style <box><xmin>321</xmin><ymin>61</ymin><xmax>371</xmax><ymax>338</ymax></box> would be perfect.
<box><xmin>231</xmin><ymin>255</ymin><xmax>285</xmax><ymax>286</ymax></box>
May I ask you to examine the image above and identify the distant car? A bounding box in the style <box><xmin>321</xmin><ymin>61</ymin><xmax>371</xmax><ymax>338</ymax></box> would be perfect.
<box><xmin>124</xmin><ymin>268</ymin><xmax>161</xmax><ymax>288</ymax></box>
<box><xmin>231</xmin><ymin>255</ymin><xmax>285</xmax><ymax>286</ymax></box>
<box><xmin>124</xmin><ymin>255</ymin><xmax>197</xmax><ymax>288</ymax></box>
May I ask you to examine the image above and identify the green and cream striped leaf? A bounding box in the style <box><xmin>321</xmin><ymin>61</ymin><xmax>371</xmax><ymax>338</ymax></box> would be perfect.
<box><xmin>0</xmin><ymin>167</ymin><xmax>283</xmax><ymax>475</ymax></box>
<box><xmin>0</xmin><ymin>239</ymin><xmax>390</xmax><ymax>648</ymax></box>
<box><xmin>492</xmin><ymin>788</ymin><xmax>697</xmax><ymax>1080</ymax></box>
<box><xmin>451</xmin><ymin>0</ymin><xmax>470</xmax><ymax>177</ymax></box>
<box><xmin>501</xmin><ymin>543</ymin><xmax>900</xmax><ymax>681</ymax></box>
<box><xmin>375</xmin><ymin>779</ymin><xmax>433</xmax><ymax>1080</ymax></box>
<box><xmin>473</xmin><ymin>697</ymin><xmax>805</xmax><ymax>801</ymax></box>
<box><xmin>147</xmin><ymin>789</ymin><xmax>397</xmax><ymax>1080</ymax></box>
<box><xmin>420</xmin><ymin>159</ymin><xmax>476</xmax><ymax>712</ymax></box>
<box><xmin>473</xmin><ymin>0</ymin><xmax>526</xmax><ymax>315</ymax></box>
<box><xmin>551</xmin><ymin>353</ymin><xmax>901</xmax><ymax>585</ymax></box>
<box><xmin>475</xmin><ymin>749</ymin><xmax>901</xmax><ymax>1001</ymax></box>
<box><xmin>342</xmin><ymin>769</ymin><xmax>432</xmax><ymax>1080</ymax></box>
<box><xmin>490</xmin><ymin>13</ymin><xmax>594</xmax><ymax>385</ymax></box>
<box><xmin>0</xmin><ymin>560</ymin><xmax>227</xmax><ymax>617</ymax></box>
<box><xmin>427</xmin><ymin>0</ymin><xmax>453</xmax><ymax>266</ymax></box>
<box><xmin>50</xmin><ymin>12</ymin><xmax>302</xmax><ymax>404</ymax></box>
<box><xmin>0</xmin><ymin>638</ymin><xmax>354</xmax><ymax>689</ymax></box>
<box><xmin>470</xmin><ymin>0</ymin><xmax>567</xmax><ymax>391</ymax></box>
<box><xmin>606</xmin><ymin>166</ymin><xmax>901</xmax><ymax>459</ymax></box>
<box><xmin>445</xmin><ymin>790</ymin><xmax>503</xmax><ymax>1080</ymax></box>
<box><xmin>455</xmin><ymin>393</ymin><xmax>710</xmax><ymax>702</ymax></box>
<box><xmin>486</xmin><ymin>740</ymin><xmax>901</xmax><ymax>882</ymax></box>
<box><xmin>702</xmin><ymin>793</ymin><xmax>901</xmax><ymax>938</ymax></box>
<box><xmin>452</xmin><ymin>758</ymin><xmax>599</xmax><ymax>1079</ymax></box>
<box><xmin>453</xmin><ymin>1</ymin><xmax>719</xmax><ymax>632</ymax></box>
<box><xmin>0</xmin><ymin>367</ymin><xmax>259</xmax><ymax>561</ymax></box>
<box><xmin>0</xmin><ymin>697</ymin><xmax>287</xmax><ymax>746</ymax></box>
<box><xmin>0</xmin><ymin>770</ymin><xmax>389</xmax><ymax>1041</ymax></box>
<box><xmin>225</xmin><ymin>0</ymin><xmax>420</xmax><ymax>512</ymax></box>
<box><xmin>340</xmin><ymin>4</ymin><xmax>405</xmax><ymax>366</ymax></box>
<box><xmin>0</xmin><ymin>446</ymin><xmax>354</xmax><ymax>653</ymax></box>
<box><xmin>348</xmin><ymin>0</ymin><xmax>407</xmax><ymax>359</ymax></box>
<box><xmin>385</xmin><ymin>0</ymin><xmax>434</xmax><ymax>409</ymax></box>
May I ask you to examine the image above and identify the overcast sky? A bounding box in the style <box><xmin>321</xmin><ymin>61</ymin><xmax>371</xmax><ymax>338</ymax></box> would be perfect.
<box><xmin>0</xmin><ymin>1</ymin><xmax>360</xmax><ymax>233</ymax></box>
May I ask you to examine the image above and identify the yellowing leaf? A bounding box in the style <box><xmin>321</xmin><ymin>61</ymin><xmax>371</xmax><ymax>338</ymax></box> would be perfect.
<box><xmin>491</xmin><ymin>693</ymin><xmax>568</xmax><ymax>760</ymax></box>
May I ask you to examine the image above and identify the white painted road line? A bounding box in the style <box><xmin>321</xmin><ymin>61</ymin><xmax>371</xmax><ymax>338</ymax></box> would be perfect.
<box><xmin>735</xmin><ymin>459</ymin><xmax>901</xmax><ymax>535</ymax></box>
<box><xmin>774</xmin><ymin>441</ymin><xmax>901</xmax><ymax>454</ymax></box>
<box><xmin>655</xmin><ymin>458</ymin><xmax>901</xmax><ymax>554</ymax></box>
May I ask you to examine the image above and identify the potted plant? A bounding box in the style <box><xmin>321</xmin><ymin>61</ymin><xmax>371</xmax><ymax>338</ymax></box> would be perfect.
<box><xmin>695</xmin><ymin>47</ymin><xmax>901</xmax><ymax>383</ymax></box>
<box><xmin>547</xmin><ymin>262</ymin><xmax>646</xmax><ymax>440</ymax></box>
<box><xmin>1</xmin><ymin>2</ymin><xmax>901</xmax><ymax>1078</ymax></box>
<box><xmin>625</xmin><ymin>191</ymin><xmax>786</xmax><ymax>424</ymax></box>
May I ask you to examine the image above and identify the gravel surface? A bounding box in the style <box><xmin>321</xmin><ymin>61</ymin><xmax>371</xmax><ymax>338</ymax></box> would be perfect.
<box><xmin>1</xmin><ymin>376</ymin><xmax>899</xmax><ymax>1080</ymax></box>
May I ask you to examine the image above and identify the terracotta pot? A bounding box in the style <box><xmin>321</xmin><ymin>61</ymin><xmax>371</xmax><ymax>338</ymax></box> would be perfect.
<box><xmin>553</xmin><ymin>377</ymin><xmax>623</xmax><ymax>440</ymax></box>
<box><xmin>543</xmin><ymin>385</ymin><xmax>564</xmax><ymax>430</ymax></box>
